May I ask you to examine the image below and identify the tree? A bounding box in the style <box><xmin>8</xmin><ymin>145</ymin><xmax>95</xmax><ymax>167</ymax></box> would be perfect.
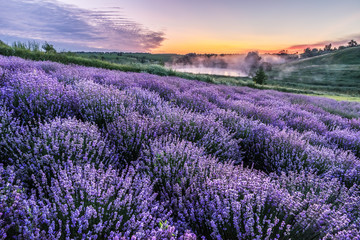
<box><xmin>348</xmin><ymin>40</ymin><xmax>358</xmax><ymax>47</ymax></box>
<box><xmin>311</xmin><ymin>48</ymin><xmax>320</xmax><ymax>55</ymax></box>
<box><xmin>324</xmin><ymin>43</ymin><xmax>332</xmax><ymax>52</ymax></box>
<box><xmin>253</xmin><ymin>67</ymin><xmax>267</xmax><ymax>85</ymax></box>
<box><xmin>42</xmin><ymin>41</ymin><xmax>56</xmax><ymax>53</ymax></box>
<box><xmin>301</xmin><ymin>48</ymin><xmax>322</xmax><ymax>58</ymax></box>
<box><xmin>278</xmin><ymin>50</ymin><xmax>288</xmax><ymax>55</ymax></box>
<box><xmin>301</xmin><ymin>48</ymin><xmax>312</xmax><ymax>58</ymax></box>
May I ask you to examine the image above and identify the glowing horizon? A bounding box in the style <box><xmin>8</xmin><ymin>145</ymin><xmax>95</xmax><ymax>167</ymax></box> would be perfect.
<box><xmin>1</xmin><ymin>0</ymin><xmax>360</xmax><ymax>54</ymax></box>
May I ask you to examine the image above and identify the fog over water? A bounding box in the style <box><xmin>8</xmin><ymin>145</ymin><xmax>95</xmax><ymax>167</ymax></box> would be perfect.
<box><xmin>167</xmin><ymin>53</ymin><xmax>290</xmax><ymax>77</ymax></box>
<box><xmin>169</xmin><ymin>66</ymin><xmax>248</xmax><ymax>77</ymax></box>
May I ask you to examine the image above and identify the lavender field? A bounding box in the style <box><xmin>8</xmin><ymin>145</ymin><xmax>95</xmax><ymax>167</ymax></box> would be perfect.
<box><xmin>1</xmin><ymin>55</ymin><xmax>360</xmax><ymax>239</ymax></box>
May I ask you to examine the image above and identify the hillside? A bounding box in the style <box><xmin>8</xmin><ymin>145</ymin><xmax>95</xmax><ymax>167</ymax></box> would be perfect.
<box><xmin>289</xmin><ymin>46</ymin><xmax>360</xmax><ymax>66</ymax></box>
<box><xmin>268</xmin><ymin>46</ymin><xmax>360</xmax><ymax>95</ymax></box>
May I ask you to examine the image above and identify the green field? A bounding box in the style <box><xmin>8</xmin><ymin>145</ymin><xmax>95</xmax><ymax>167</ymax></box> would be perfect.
<box><xmin>75</xmin><ymin>52</ymin><xmax>179</xmax><ymax>65</ymax></box>
<box><xmin>268</xmin><ymin>46</ymin><xmax>360</xmax><ymax>97</ymax></box>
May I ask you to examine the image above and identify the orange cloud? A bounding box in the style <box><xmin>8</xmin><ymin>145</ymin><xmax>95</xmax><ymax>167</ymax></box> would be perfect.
<box><xmin>287</xmin><ymin>34</ymin><xmax>360</xmax><ymax>52</ymax></box>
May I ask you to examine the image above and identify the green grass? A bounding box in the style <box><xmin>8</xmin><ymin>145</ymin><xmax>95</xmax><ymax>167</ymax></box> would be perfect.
<box><xmin>75</xmin><ymin>52</ymin><xmax>179</xmax><ymax>65</ymax></box>
<box><xmin>268</xmin><ymin>46</ymin><xmax>360</xmax><ymax>96</ymax></box>
<box><xmin>289</xmin><ymin>46</ymin><xmax>360</xmax><ymax>65</ymax></box>
<box><xmin>306</xmin><ymin>94</ymin><xmax>360</xmax><ymax>102</ymax></box>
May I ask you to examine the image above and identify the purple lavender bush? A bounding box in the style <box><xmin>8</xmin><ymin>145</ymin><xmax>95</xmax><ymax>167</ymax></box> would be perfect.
<box><xmin>141</xmin><ymin>136</ymin><xmax>355</xmax><ymax>239</ymax></box>
<box><xmin>0</xmin><ymin>164</ymin><xmax>55</xmax><ymax>239</ymax></box>
<box><xmin>142</xmin><ymin>137</ymin><xmax>268</xmax><ymax>238</ymax></box>
<box><xmin>109</xmin><ymin>222</ymin><xmax>197</xmax><ymax>240</ymax></box>
<box><xmin>215</xmin><ymin>109</ymin><xmax>360</xmax><ymax>187</ymax></box>
<box><xmin>1</xmin><ymin>55</ymin><xmax>360</xmax><ymax>239</ymax></box>
<box><xmin>273</xmin><ymin>171</ymin><xmax>360</xmax><ymax>237</ymax></box>
<box><xmin>16</xmin><ymin>117</ymin><xmax>119</xmax><ymax>188</ymax></box>
<box><xmin>126</xmin><ymin>87</ymin><xmax>167</xmax><ymax>116</ymax></box>
<box><xmin>33</xmin><ymin>162</ymin><xmax>164</xmax><ymax>239</ymax></box>
<box><xmin>1</xmin><ymin>162</ymin><xmax>167</xmax><ymax>239</ymax></box>
<box><xmin>0</xmin><ymin>102</ymin><xmax>29</xmax><ymax>165</ymax></box>
<box><xmin>327</xmin><ymin>128</ymin><xmax>360</xmax><ymax>158</ymax></box>
<box><xmin>75</xmin><ymin>80</ymin><xmax>134</xmax><ymax>129</ymax></box>
<box><xmin>153</xmin><ymin>107</ymin><xmax>242</xmax><ymax>163</ymax></box>
<box><xmin>0</xmin><ymin>70</ymin><xmax>77</xmax><ymax>124</ymax></box>
<box><xmin>0</xmin><ymin>165</ymin><xmax>28</xmax><ymax>238</ymax></box>
<box><xmin>107</xmin><ymin>112</ymin><xmax>162</xmax><ymax>165</ymax></box>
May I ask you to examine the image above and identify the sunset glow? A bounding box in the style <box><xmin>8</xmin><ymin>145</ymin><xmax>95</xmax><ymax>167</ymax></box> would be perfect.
<box><xmin>1</xmin><ymin>0</ymin><xmax>360</xmax><ymax>53</ymax></box>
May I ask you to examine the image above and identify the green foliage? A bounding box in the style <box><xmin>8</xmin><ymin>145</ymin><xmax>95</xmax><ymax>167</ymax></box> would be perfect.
<box><xmin>0</xmin><ymin>40</ymin><xmax>8</xmax><ymax>47</ymax></box>
<box><xmin>11</xmin><ymin>41</ymin><xmax>40</xmax><ymax>52</ymax></box>
<box><xmin>42</xmin><ymin>41</ymin><xmax>56</xmax><ymax>53</ymax></box>
<box><xmin>75</xmin><ymin>52</ymin><xmax>178</xmax><ymax>65</ymax></box>
<box><xmin>12</xmin><ymin>41</ymin><xmax>28</xmax><ymax>50</ymax></box>
<box><xmin>253</xmin><ymin>67</ymin><xmax>267</xmax><ymax>85</ymax></box>
<box><xmin>28</xmin><ymin>41</ymin><xmax>40</xmax><ymax>52</ymax></box>
<box><xmin>348</xmin><ymin>40</ymin><xmax>358</xmax><ymax>47</ymax></box>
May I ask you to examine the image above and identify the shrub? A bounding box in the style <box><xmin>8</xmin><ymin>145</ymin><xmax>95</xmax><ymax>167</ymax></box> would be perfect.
<box><xmin>142</xmin><ymin>136</ymin><xmax>299</xmax><ymax>239</ymax></box>
<box><xmin>327</xmin><ymin>128</ymin><xmax>360</xmax><ymax>158</ymax></box>
<box><xmin>0</xmin><ymin>165</ymin><xmax>30</xmax><ymax>238</ymax></box>
<box><xmin>126</xmin><ymin>87</ymin><xmax>166</xmax><ymax>116</ymax></box>
<box><xmin>215</xmin><ymin>109</ymin><xmax>360</xmax><ymax>187</ymax></box>
<box><xmin>156</xmin><ymin>108</ymin><xmax>242</xmax><ymax>163</ymax></box>
<box><xmin>42</xmin><ymin>42</ymin><xmax>56</xmax><ymax>54</ymax></box>
<box><xmin>1</xmin><ymin>54</ymin><xmax>360</xmax><ymax>239</ymax></box>
<box><xmin>0</xmin><ymin>103</ymin><xmax>30</xmax><ymax>165</ymax></box>
<box><xmin>37</xmin><ymin>163</ymin><xmax>162</xmax><ymax>238</ymax></box>
<box><xmin>274</xmin><ymin>171</ymin><xmax>360</xmax><ymax>237</ymax></box>
<box><xmin>75</xmin><ymin>81</ymin><xmax>134</xmax><ymax>128</ymax></box>
<box><xmin>107</xmin><ymin>112</ymin><xmax>161</xmax><ymax>166</ymax></box>
<box><xmin>17</xmin><ymin>117</ymin><xmax>119</xmax><ymax>187</ymax></box>
<box><xmin>1</xmin><ymin>70</ymin><xmax>77</xmax><ymax>124</ymax></box>
<box><xmin>1</xmin><ymin>163</ymin><xmax>166</xmax><ymax>239</ymax></box>
<box><xmin>252</xmin><ymin>67</ymin><xmax>267</xmax><ymax>85</ymax></box>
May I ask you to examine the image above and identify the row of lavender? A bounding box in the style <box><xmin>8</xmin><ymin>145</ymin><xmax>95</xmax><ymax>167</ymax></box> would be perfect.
<box><xmin>0</xmin><ymin>55</ymin><xmax>359</xmax><ymax>239</ymax></box>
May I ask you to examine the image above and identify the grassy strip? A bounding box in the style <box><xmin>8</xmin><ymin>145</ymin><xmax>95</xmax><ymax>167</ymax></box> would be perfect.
<box><xmin>306</xmin><ymin>94</ymin><xmax>360</xmax><ymax>102</ymax></box>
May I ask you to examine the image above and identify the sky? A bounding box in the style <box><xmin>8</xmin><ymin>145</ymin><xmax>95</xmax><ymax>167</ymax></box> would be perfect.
<box><xmin>1</xmin><ymin>0</ymin><xmax>360</xmax><ymax>54</ymax></box>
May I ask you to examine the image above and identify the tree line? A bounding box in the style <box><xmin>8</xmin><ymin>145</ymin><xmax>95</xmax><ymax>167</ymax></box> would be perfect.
<box><xmin>300</xmin><ymin>39</ymin><xmax>358</xmax><ymax>58</ymax></box>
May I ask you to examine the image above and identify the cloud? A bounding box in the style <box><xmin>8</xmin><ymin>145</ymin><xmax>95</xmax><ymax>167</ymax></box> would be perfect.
<box><xmin>0</xmin><ymin>0</ymin><xmax>165</xmax><ymax>52</ymax></box>
<box><xmin>287</xmin><ymin>34</ymin><xmax>360</xmax><ymax>51</ymax></box>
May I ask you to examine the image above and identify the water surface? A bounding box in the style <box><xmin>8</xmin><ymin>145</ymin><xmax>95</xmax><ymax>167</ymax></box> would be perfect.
<box><xmin>169</xmin><ymin>66</ymin><xmax>247</xmax><ymax>77</ymax></box>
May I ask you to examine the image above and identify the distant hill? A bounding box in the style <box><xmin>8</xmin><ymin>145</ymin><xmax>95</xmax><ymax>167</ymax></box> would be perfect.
<box><xmin>287</xmin><ymin>46</ymin><xmax>360</xmax><ymax>66</ymax></box>
<box><xmin>268</xmin><ymin>46</ymin><xmax>360</xmax><ymax>96</ymax></box>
